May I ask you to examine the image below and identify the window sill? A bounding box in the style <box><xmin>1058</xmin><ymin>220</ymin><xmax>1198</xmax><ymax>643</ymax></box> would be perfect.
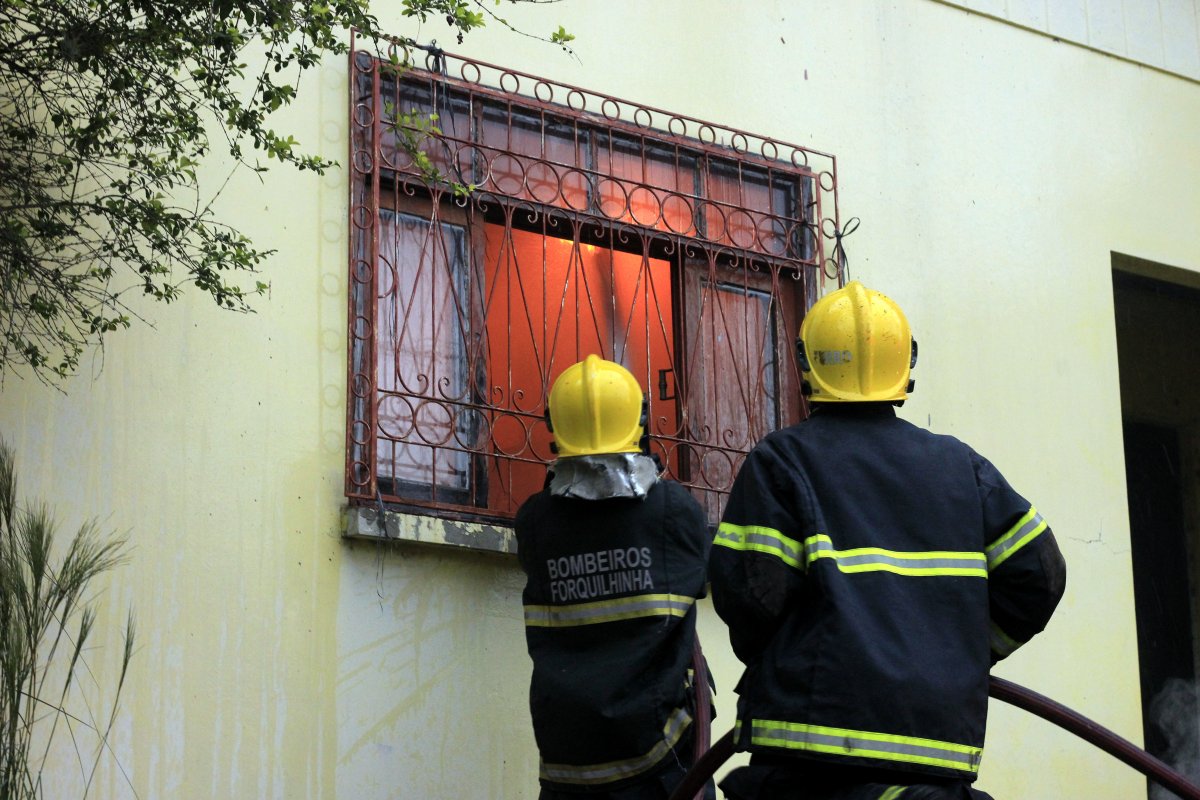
<box><xmin>342</xmin><ymin>505</ymin><xmax>517</xmax><ymax>555</ymax></box>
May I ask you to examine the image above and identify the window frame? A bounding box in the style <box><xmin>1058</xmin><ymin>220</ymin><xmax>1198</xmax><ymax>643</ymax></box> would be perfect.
<box><xmin>347</xmin><ymin>37</ymin><xmax>843</xmax><ymax>526</ymax></box>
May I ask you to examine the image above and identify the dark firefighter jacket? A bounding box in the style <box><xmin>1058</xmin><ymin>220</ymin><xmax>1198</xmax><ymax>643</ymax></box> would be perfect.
<box><xmin>516</xmin><ymin>477</ymin><xmax>712</xmax><ymax>792</ymax></box>
<box><xmin>710</xmin><ymin>404</ymin><xmax>1066</xmax><ymax>783</ymax></box>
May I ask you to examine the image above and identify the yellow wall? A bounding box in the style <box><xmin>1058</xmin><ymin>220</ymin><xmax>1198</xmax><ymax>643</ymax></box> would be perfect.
<box><xmin>940</xmin><ymin>0</ymin><xmax>1200</xmax><ymax>82</ymax></box>
<box><xmin>2</xmin><ymin>1</ymin><xmax>1198</xmax><ymax>797</ymax></box>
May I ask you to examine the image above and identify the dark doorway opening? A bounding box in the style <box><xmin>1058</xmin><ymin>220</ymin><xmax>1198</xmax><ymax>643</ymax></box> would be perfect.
<box><xmin>1113</xmin><ymin>261</ymin><xmax>1200</xmax><ymax>798</ymax></box>
<box><xmin>1123</xmin><ymin>422</ymin><xmax>1192</xmax><ymax>754</ymax></box>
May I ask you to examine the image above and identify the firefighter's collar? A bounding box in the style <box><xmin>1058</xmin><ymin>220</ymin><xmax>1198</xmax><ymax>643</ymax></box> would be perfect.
<box><xmin>810</xmin><ymin>401</ymin><xmax>897</xmax><ymax>417</ymax></box>
<box><xmin>548</xmin><ymin>453</ymin><xmax>660</xmax><ymax>500</ymax></box>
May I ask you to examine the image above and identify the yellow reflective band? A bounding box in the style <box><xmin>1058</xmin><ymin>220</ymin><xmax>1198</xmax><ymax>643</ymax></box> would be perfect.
<box><xmin>989</xmin><ymin>620</ymin><xmax>1022</xmax><ymax>658</ymax></box>
<box><xmin>879</xmin><ymin>788</ymin><xmax>907</xmax><ymax>800</ymax></box>
<box><xmin>715</xmin><ymin>522</ymin><xmax>805</xmax><ymax>570</ymax></box>
<box><xmin>749</xmin><ymin>719</ymin><xmax>983</xmax><ymax>774</ymax></box>
<box><xmin>803</xmin><ymin>535</ymin><xmax>987</xmax><ymax>578</ymax></box>
<box><xmin>540</xmin><ymin>706</ymin><xmax>692</xmax><ymax>785</ymax></box>
<box><xmin>524</xmin><ymin>593</ymin><xmax>695</xmax><ymax>627</ymax></box>
<box><xmin>986</xmin><ymin>507</ymin><xmax>1048</xmax><ymax>570</ymax></box>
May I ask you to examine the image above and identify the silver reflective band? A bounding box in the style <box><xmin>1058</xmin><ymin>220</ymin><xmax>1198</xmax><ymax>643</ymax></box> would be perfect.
<box><xmin>986</xmin><ymin>508</ymin><xmax>1047</xmax><ymax>570</ymax></box>
<box><xmin>540</xmin><ymin>706</ymin><xmax>692</xmax><ymax>784</ymax></box>
<box><xmin>715</xmin><ymin>523</ymin><xmax>804</xmax><ymax>570</ymax></box>
<box><xmin>804</xmin><ymin>535</ymin><xmax>987</xmax><ymax>577</ymax></box>
<box><xmin>989</xmin><ymin>621</ymin><xmax>1022</xmax><ymax>658</ymax></box>
<box><xmin>750</xmin><ymin>720</ymin><xmax>982</xmax><ymax>774</ymax></box>
<box><xmin>879</xmin><ymin>788</ymin><xmax>907</xmax><ymax>800</ymax></box>
<box><xmin>524</xmin><ymin>593</ymin><xmax>695</xmax><ymax>627</ymax></box>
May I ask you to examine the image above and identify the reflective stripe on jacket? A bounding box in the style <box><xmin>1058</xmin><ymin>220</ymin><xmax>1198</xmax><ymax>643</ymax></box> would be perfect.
<box><xmin>516</xmin><ymin>478</ymin><xmax>712</xmax><ymax>790</ymax></box>
<box><xmin>710</xmin><ymin>404</ymin><xmax>1066</xmax><ymax>781</ymax></box>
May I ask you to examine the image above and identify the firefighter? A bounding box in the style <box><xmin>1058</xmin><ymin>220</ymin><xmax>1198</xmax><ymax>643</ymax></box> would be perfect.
<box><xmin>515</xmin><ymin>355</ymin><xmax>714</xmax><ymax>800</ymax></box>
<box><xmin>710</xmin><ymin>282</ymin><xmax>1067</xmax><ymax>800</ymax></box>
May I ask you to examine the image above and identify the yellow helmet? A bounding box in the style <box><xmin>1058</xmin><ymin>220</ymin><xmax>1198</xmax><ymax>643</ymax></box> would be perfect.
<box><xmin>546</xmin><ymin>355</ymin><xmax>647</xmax><ymax>457</ymax></box>
<box><xmin>797</xmin><ymin>281</ymin><xmax>917</xmax><ymax>403</ymax></box>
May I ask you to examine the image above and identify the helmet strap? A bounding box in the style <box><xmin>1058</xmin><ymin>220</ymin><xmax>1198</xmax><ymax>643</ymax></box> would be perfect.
<box><xmin>797</xmin><ymin>338</ymin><xmax>814</xmax><ymax>397</ymax></box>
<box><xmin>795</xmin><ymin>337</ymin><xmax>811</xmax><ymax>373</ymax></box>
<box><xmin>638</xmin><ymin>395</ymin><xmax>650</xmax><ymax>455</ymax></box>
<box><xmin>544</xmin><ymin>407</ymin><xmax>558</xmax><ymax>454</ymax></box>
<box><xmin>906</xmin><ymin>339</ymin><xmax>918</xmax><ymax>395</ymax></box>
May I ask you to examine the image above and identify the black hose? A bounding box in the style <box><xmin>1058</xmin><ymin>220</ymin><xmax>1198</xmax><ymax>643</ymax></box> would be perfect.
<box><xmin>691</xmin><ymin>637</ymin><xmax>713</xmax><ymax>800</ymax></box>
<box><xmin>671</xmin><ymin>729</ymin><xmax>734</xmax><ymax>800</ymax></box>
<box><xmin>667</xmin><ymin>677</ymin><xmax>1200</xmax><ymax>800</ymax></box>
<box><xmin>989</xmin><ymin>676</ymin><xmax>1200</xmax><ymax>800</ymax></box>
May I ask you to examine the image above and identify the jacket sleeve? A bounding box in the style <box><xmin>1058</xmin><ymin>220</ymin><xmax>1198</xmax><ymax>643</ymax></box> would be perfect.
<box><xmin>974</xmin><ymin>453</ymin><xmax>1067</xmax><ymax>664</ymax></box>
<box><xmin>709</xmin><ymin>439</ymin><xmax>809</xmax><ymax>664</ymax></box>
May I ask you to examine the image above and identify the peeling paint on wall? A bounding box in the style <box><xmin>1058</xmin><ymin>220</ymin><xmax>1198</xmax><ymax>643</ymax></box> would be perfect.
<box><xmin>343</xmin><ymin>506</ymin><xmax>518</xmax><ymax>556</ymax></box>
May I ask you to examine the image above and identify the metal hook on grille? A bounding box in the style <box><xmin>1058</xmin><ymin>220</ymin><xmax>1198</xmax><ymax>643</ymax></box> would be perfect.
<box><xmin>374</xmin><ymin>487</ymin><xmax>394</xmax><ymax>540</ymax></box>
<box><xmin>831</xmin><ymin>216</ymin><xmax>861</xmax><ymax>285</ymax></box>
<box><xmin>398</xmin><ymin>36</ymin><xmax>445</xmax><ymax>72</ymax></box>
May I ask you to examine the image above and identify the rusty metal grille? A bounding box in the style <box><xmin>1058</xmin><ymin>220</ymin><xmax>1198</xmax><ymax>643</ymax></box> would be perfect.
<box><xmin>347</xmin><ymin>35</ymin><xmax>843</xmax><ymax>524</ymax></box>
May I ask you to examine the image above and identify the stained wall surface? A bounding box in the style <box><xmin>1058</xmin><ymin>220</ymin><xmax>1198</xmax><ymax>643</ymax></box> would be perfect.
<box><xmin>2</xmin><ymin>1</ymin><xmax>1198</xmax><ymax>798</ymax></box>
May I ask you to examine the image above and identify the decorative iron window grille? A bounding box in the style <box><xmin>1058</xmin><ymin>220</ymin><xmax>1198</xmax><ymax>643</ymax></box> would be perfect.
<box><xmin>347</xmin><ymin>35</ymin><xmax>843</xmax><ymax>524</ymax></box>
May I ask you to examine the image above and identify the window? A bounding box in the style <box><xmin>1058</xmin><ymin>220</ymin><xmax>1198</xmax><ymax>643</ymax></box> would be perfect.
<box><xmin>346</xmin><ymin>38</ymin><xmax>843</xmax><ymax>524</ymax></box>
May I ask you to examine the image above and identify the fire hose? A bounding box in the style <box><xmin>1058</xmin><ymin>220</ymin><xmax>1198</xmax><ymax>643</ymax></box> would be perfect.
<box><xmin>691</xmin><ymin>637</ymin><xmax>712</xmax><ymax>800</ymax></box>
<box><xmin>670</xmin><ymin>675</ymin><xmax>1200</xmax><ymax>800</ymax></box>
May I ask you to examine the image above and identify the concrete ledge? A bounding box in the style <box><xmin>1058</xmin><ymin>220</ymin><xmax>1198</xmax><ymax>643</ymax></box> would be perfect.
<box><xmin>342</xmin><ymin>505</ymin><xmax>517</xmax><ymax>555</ymax></box>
